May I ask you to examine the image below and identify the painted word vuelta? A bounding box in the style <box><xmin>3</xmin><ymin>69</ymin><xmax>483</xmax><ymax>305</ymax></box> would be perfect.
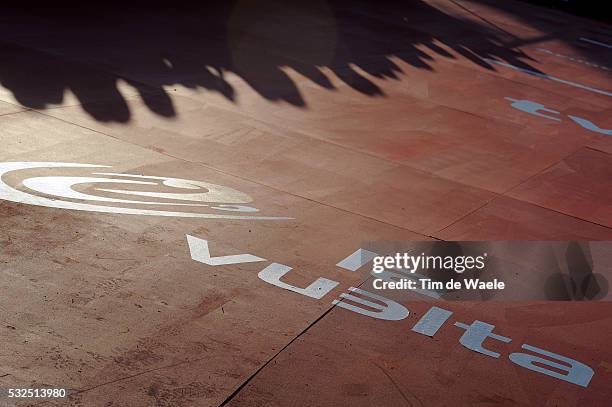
<box><xmin>187</xmin><ymin>236</ymin><xmax>595</xmax><ymax>388</ymax></box>
<box><xmin>0</xmin><ymin>162</ymin><xmax>291</xmax><ymax>220</ymax></box>
<box><xmin>506</xmin><ymin>97</ymin><xmax>612</xmax><ymax>135</ymax></box>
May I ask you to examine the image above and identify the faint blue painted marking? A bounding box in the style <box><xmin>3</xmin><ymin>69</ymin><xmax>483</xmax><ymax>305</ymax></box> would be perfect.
<box><xmin>484</xmin><ymin>58</ymin><xmax>612</xmax><ymax>97</ymax></box>
<box><xmin>579</xmin><ymin>37</ymin><xmax>612</xmax><ymax>50</ymax></box>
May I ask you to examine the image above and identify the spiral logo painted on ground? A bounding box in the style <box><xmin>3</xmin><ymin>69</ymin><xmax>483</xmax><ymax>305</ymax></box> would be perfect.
<box><xmin>0</xmin><ymin>162</ymin><xmax>291</xmax><ymax>220</ymax></box>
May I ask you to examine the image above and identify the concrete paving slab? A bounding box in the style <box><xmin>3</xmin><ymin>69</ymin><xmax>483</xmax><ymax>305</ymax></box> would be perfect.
<box><xmin>507</xmin><ymin>147</ymin><xmax>612</xmax><ymax>228</ymax></box>
<box><xmin>0</xmin><ymin>110</ymin><xmax>425</xmax><ymax>405</ymax></box>
<box><xmin>40</xmin><ymin>94</ymin><xmax>496</xmax><ymax>235</ymax></box>
<box><xmin>436</xmin><ymin>196</ymin><xmax>612</xmax><ymax>240</ymax></box>
<box><xmin>0</xmin><ymin>100</ymin><xmax>26</xmax><ymax>117</ymax></box>
<box><xmin>224</xmin><ymin>301</ymin><xmax>612</xmax><ymax>407</ymax></box>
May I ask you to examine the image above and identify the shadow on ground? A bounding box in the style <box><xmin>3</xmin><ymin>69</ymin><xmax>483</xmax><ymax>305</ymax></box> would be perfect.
<box><xmin>1</xmin><ymin>0</ymin><xmax>596</xmax><ymax>123</ymax></box>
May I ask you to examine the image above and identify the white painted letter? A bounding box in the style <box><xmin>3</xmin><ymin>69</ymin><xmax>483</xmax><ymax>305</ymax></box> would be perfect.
<box><xmin>509</xmin><ymin>344</ymin><xmax>594</xmax><ymax>387</ymax></box>
<box><xmin>333</xmin><ymin>287</ymin><xmax>409</xmax><ymax>320</ymax></box>
<box><xmin>187</xmin><ymin>235</ymin><xmax>265</xmax><ymax>266</ymax></box>
<box><xmin>568</xmin><ymin>115</ymin><xmax>612</xmax><ymax>135</ymax></box>
<box><xmin>454</xmin><ymin>321</ymin><xmax>511</xmax><ymax>358</ymax></box>
<box><xmin>258</xmin><ymin>263</ymin><xmax>338</xmax><ymax>299</ymax></box>
<box><xmin>337</xmin><ymin>248</ymin><xmax>379</xmax><ymax>271</ymax></box>
<box><xmin>412</xmin><ymin>307</ymin><xmax>453</xmax><ymax>337</ymax></box>
<box><xmin>505</xmin><ymin>97</ymin><xmax>562</xmax><ymax>121</ymax></box>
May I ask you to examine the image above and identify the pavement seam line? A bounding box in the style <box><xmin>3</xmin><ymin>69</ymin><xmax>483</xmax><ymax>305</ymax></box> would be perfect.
<box><xmin>25</xmin><ymin>278</ymin><xmax>373</xmax><ymax>406</ymax></box>
<box><xmin>0</xmin><ymin>108</ymin><xmax>31</xmax><ymax>117</ymax></box>
<box><xmin>432</xmin><ymin>143</ymin><xmax>612</xmax><ymax>235</ymax></box>
<box><xmin>218</xmin><ymin>276</ymin><xmax>372</xmax><ymax>407</ymax></box>
<box><xmin>24</xmin><ymin>109</ymin><xmax>438</xmax><ymax>239</ymax></box>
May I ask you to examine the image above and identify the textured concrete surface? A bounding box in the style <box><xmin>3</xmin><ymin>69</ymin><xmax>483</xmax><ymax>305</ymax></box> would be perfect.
<box><xmin>0</xmin><ymin>0</ymin><xmax>610</xmax><ymax>406</ymax></box>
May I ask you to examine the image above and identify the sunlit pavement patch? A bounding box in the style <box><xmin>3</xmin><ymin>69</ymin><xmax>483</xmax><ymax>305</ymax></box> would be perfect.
<box><xmin>224</xmin><ymin>302</ymin><xmax>612</xmax><ymax>407</ymax></box>
<box><xmin>0</xmin><ymin>100</ymin><xmax>26</xmax><ymax>116</ymax></box>
<box><xmin>0</xmin><ymin>111</ymin><xmax>426</xmax><ymax>406</ymax></box>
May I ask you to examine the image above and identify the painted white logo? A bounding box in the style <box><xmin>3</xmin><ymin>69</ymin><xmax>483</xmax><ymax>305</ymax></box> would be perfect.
<box><xmin>0</xmin><ymin>162</ymin><xmax>291</xmax><ymax>220</ymax></box>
